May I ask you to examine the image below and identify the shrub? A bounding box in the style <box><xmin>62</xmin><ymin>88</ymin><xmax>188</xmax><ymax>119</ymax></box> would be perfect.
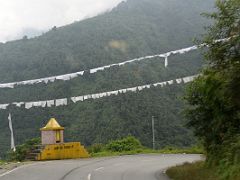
<box><xmin>7</xmin><ymin>138</ymin><xmax>40</xmax><ymax>162</ymax></box>
<box><xmin>166</xmin><ymin>161</ymin><xmax>219</xmax><ymax>180</ymax></box>
<box><xmin>106</xmin><ymin>136</ymin><xmax>142</xmax><ymax>152</ymax></box>
<box><xmin>87</xmin><ymin>143</ymin><xmax>105</xmax><ymax>153</ymax></box>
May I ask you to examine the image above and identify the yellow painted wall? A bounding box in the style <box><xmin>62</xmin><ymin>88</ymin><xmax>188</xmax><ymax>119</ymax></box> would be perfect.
<box><xmin>37</xmin><ymin>142</ymin><xmax>89</xmax><ymax>160</ymax></box>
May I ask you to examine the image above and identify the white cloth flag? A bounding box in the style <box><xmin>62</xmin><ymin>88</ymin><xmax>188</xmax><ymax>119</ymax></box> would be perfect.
<box><xmin>127</xmin><ymin>87</ymin><xmax>137</xmax><ymax>92</ymax></box>
<box><xmin>119</xmin><ymin>89</ymin><xmax>127</xmax><ymax>93</ymax></box>
<box><xmin>101</xmin><ymin>93</ymin><xmax>107</xmax><ymax>97</ymax></box>
<box><xmin>183</xmin><ymin>77</ymin><xmax>192</xmax><ymax>83</ymax></box>
<box><xmin>112</xmin><ymin>91</ymin><xmax>119</xmax><ymax>95</ymax></box>
<box><xmin>40</xmin><ymin>101</ymin><xmax>47</xmax><ymax>107</ymax></box>
<box><xmin>167</xmin><ymin>80</ymin><xmax>174</xmax><ymax>85</ymax></box>
<box><xmin>56</xmin><ymin>74</ymin><xmax>71</xmax><ymax>81</ymax></box>
<box><xmin>8</xmin><ymin>113</ymin><xmax>16</xmax><ymax>152</ymax></box>
<box><xmin>70</xmin><ymin>97</ymin><xmax>77</xmax><ymax>103</ymax></box>
<box><xmin>0</xmin><ymin>104</ymin><xmax>9</xmax><ymax>109</ymax></box>
<box><xmin>47</xmin><ymin>100</ymin><xmax>55</xmax><ymax>107</ymax></box>
<box><xmin>32</xmin><ymin>101</ymin><xmax>46</xmax><ymax>108</ymax></box>
<box><xmin>55</xmin><ymin>98</ymin><xmax>68</xmax><ymax>106</ymax></box>
<box><xmin>13</xmin><ymin>102</ymin><xmax>24</xmax><ymax>107</ymax></box>
<box><xmin>90</xmin><ymin>67</ymin><xmax>105</xmax><ymax>74</ymax></box>
<box><xmin>154</xmin><ymin>82</ymin><xmax>164</xmax><ymax>87</ymax></box>
<box><xmin>0</xmin><ymin>83</ymin><xmax>14</xmax><ymax>88</ymax></box>
<box><xmin>176</xmin><ymin>78</ymin><xmax>183</xmax><ymax>84</ymax></box>
<box><xmin>138</xmin><ymin>86</ymin><xmax>145</xmax><ymax>90</ymax></box>
<box><xmin>164</xmin><ymin>56</ymin><xmax>168</xmax><ymax>67</ymax></box>
<box><xmin>25</xmin><ymin>102</ymin><xmax>33</xmax><ymax>109</ymax></box>
<box><xmin>71</xmin><ymin>96</ymin><xmax>81</xmax><ymax>103</ymax></box>
<box><xmin>77</xmin><ymin>71</ymin><xmax>84</xmax><ymax>76</ymax></box>
<box><xmin>33</xmin><ymin>101</ymin><xmax>42</xmax><ymax>107</ymax></box>
<box><xmin>83</xmin><ymin>95</ymin><xmax>92</xmax><ymax>100</ymax></box>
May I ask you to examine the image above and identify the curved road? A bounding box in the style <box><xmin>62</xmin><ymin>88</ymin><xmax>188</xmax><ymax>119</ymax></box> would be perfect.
<box><xmin>0</xmin><ymin>154</ymin><xmax>202</xmax><ymax>180</ymax></box>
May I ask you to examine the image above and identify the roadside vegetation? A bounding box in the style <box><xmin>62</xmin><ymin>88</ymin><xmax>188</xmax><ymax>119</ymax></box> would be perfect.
<box><xmin>166</xmin><ymin>0</ymin><xmax>240</xmax><ymax>179</ymax></box>
<box><xmin>167</xmin><ymin>161</ymin><xmax>219</xmax><ymax>180</ymax></box>
<box><xmin>87</xmin><ymin>136</ymin><xmax>203</xmax><ymax>157</ymax></box>
<box><xmin>7</xmin><ymin>138</ymin><xmax>40</xmax><ymax>162</ymax></box>
<box><xmin>0</xmin><ymin>160</ymin><xmax>6</xmax><ymax>166</ymax></box>
<box><xmin>5</xmin><ymin>136</ymin><xmax>203</xmax><ymax>162</ymax></box>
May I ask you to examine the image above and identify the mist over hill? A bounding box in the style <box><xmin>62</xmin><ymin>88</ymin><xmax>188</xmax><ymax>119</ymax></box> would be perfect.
<box><xmin>0</xmin><ymin>0</ymin><xmax>214</xmax><ymax>157</ymax></box>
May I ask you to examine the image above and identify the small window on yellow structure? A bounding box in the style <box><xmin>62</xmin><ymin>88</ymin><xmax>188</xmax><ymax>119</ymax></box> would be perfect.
<box><xmin>56</xmin><ymin>130</ymin><xmax>61</xmax><ymax>143</ymax></box>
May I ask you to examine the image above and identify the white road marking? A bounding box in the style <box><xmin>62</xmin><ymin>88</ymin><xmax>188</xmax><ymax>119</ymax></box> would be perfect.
<box><xmin>0</xmin><ymin>164</ymin><xmax>33</xmax><ymax>177</ymax></box>
<box><xmin>95</xmin><ymin>167</ymin><xmax>104</xmax><ymax>171</ymax></box>
<box><xmin>87</xmin><ymin>173</ymin><xmax>91</xmax><ymax>180</ymax></box>
<box><xmin>0</xmin><ymin>161</ymin><xmax>55</xmax><ymax>177</ymax></box>
<box><xmin>0</xmin><ymin>168</ymin><xmax>18</xmax><ymax>177</ymax></box>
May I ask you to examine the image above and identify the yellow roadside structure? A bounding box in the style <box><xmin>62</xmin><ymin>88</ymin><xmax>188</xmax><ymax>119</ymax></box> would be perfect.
<box><xmin>29</xmin><ymin>118</ymin><xmax>89</xmax><ymax>161</ymax></box>
<box><xmin>36</xmin><ymin>142</ymin><xmax>89</xmax><ymax>161</ymax></box>
<box><xmin>40</xmin><ymin>118</ymin><xmax>65</xmax><ymax>145</ymax></box>
<box><xmin>41</xmin><ymin>118</ymin><xmax>64</xmax><ymax>130</ymax></box>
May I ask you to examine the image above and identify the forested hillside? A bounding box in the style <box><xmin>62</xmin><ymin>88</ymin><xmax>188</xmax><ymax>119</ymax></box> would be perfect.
<box><xmin>0</xmin><ymin>0</ymin><xmax>214</xmax><ymax>157</ymax></box>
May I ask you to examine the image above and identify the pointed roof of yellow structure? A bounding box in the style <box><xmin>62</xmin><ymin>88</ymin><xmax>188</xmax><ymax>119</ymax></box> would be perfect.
<box><xmin>40</xmin><ymin>118</ymin><xmax>64</xmax><ymax>131</ymax></box>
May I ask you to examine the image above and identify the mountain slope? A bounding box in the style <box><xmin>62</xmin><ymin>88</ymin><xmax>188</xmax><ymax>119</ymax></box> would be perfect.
<box><xmin>0</xmin><ymin>0</ymin><xmax>214</xmax><ymax>157</ymax></box>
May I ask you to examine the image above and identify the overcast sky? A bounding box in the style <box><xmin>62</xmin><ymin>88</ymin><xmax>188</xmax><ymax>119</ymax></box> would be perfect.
<box><xmin>0</xmin><ymin>0</ymin><xmax>124</xmax><ymax>43</ymax></box>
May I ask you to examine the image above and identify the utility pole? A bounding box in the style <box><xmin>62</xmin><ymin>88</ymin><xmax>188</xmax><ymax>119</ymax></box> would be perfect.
<box><xmin>152</xmin><ymin>116</ymin><xmax>155</xmax><ymax>150</ymax></box>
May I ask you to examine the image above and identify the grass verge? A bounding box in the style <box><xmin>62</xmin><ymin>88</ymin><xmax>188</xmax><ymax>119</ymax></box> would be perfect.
<box><xmin>90</xmin><ymin>146</ymin><xmax>203</xmax><ymax>157</ymax></box>
<box><xmin>0</xmin><ymin>161</ymin><xmax>5</xmax><ymax>166</ymax></box>
<box><xmin>166</xmin><ymin>161</ymin><xmax>219</xmax><ymax>180</ymax></box>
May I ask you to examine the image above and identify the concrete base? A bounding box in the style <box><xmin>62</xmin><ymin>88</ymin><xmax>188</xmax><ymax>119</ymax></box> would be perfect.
<box><xmin>36</xmin><ymin>142</ymin><xmax>89</xmax><ymax>161</ymax></box>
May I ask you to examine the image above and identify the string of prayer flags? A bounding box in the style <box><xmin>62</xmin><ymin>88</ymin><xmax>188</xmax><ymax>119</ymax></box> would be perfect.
<box><xmin>0</xmin><ymin>74</ymin><xmax>199</xmax><ymax>110</ymax></box>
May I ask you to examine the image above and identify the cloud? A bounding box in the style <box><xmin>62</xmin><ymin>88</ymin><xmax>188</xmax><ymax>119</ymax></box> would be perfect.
<box><xmin>0</xmin><ymin>0</ymin><xmax>124</xmax><ymax>42</ymax></box>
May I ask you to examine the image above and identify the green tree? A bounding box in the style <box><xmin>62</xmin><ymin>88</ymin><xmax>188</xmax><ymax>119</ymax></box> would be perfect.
<box><xmin>185</xmin><ymin>0</ymin><xmax>240</xmax><ymax>179</ymax></box>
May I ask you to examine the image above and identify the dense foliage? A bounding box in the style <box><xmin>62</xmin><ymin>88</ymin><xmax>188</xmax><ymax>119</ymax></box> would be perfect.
<box><xmin>87</xmin><ymin>136</ymin><xmax>203</xmax><ymax>157</ymax></box>
<box><xmin>167</xmin><ymin>161</ymin><xmax>219</xmax><ymax>180</ymax></box>
<box><xmin>185</xmin><ymin>0</ymin><xmax>240</xmax><ymax>179</ymax></box>
<box><xmin>88</xmin><ymin>136</ymin><xmax>142</xmax><ymax>154</ymax></box>
<box><xmin>106</xmin><ymin>136</ymin><xmax>142</xmax><ymax>152</ymax></box>
<box><xmin>0</xmin><ymin>0</ymin><xmax>214</xmax><ymax>157</ymax></box>
<box><xmin>7</xmin><ymin>138</ymin><xmax>40</xmax><ymax>162</ymax></box>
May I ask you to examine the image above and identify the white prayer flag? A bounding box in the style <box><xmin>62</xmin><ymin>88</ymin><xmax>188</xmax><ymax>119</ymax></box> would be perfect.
<box><xmin>167</xmin><ymin>80</ymin><xmax>174</xmax><ymax>85</ymax></box>
<box><xmin>13</xmin><ymin>102</ymin><xmax>24</xmax><ymax>108</ymax></box>
<box><xmin>33</xmin><ymin>101</ymin><xmax>42</xmax><ymax>107</ymax></box>
<box><xmin>76</xmin><ymin>71</ymin><xmax>84</xmax><ymax>76</ymax></box>
<box><xmin>83</xmin><ymin>95</ymin><xmax>90</xmax><ymax>100</ymax></box>
<box><xmin>164</xmin><ymin>56</ymin><xmax>168</xmax><ymax>67</ymax></box>
<box><xmin>0</xmin><ymin>83</ymin><xmax>14</xmax><ymax>88</ymax></box>
<box><xmin>71</xmin><ymin>97</ymin><xmax>77</xmax><ymax>103</ymax></box>
<box><xmin>176</xmin><ymin>78</ymin><xmax>183</xmax><ymax>84</ymax></box>
<box><xmin>56</xmin><ymin>75</ymin><xmax>71</xmax><ymax>81</ymax></box>
<box><xmin>8</xmin><ymin>113</ymin><xmax>16</xmax><ymax>152</ymax></box>
<box><xmin>55</xmin><ymin>98</ymin><xmax>68</xmax><ymax>106</ymax></box>
<box><xmin>0</xmin><ymin>104</ymin><xmax>9</xmax><ymax>110</ymax></box>
<box><xmin>47</xmin><ymin>100</ymin><xmax>55</xmax><ymax>107</ymax></box>
<box><xmin>71</xmin><ymin>96</ymin><xmax>84</xmax><ymax>103</ymax></box>
<box><xmin>138</xmin><ymin>86</ymin><xmax>144</xmax><ymax>90</ymax></box>
<box><xmin>25</xmin><ymin>102</ymin><xmax>33</xmax><ymax>109</ymax></box>
<box><xmin>40</xmin><ymin>101</ymin><xmax>47</xmax><ymax>107</ymax></box>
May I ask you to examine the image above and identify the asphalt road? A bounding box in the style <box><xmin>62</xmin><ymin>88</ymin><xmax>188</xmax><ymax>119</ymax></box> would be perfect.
<box><xmin>0</xmin><ymin>154</ymin><xmax>202</xmax><ymax>180</ymax></box>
